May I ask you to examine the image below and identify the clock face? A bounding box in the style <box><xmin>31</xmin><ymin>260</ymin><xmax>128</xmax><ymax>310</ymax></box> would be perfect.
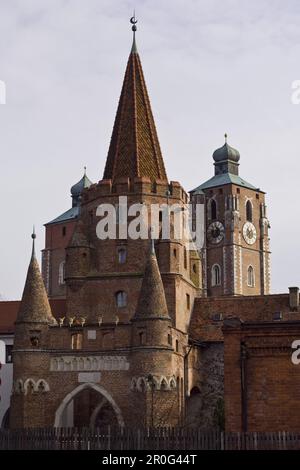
<box><xmin>243</xmin><ymin>222</ymin><xmax>257</xmax><ymax>245</ymax></box>
<box><xmin>207</xmin><ymin>221</ymin><xmax>225</xmax><ymax>244</ymax></box>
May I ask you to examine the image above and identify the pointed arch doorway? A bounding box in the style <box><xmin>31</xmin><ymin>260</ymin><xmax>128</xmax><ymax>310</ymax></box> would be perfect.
<box><xmin>54</xmin><ymin>383</ymin><xmax>124</xmax><ymax>429</ymax></box>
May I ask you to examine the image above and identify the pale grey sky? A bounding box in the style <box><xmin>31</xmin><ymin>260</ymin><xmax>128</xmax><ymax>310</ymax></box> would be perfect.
<box><xmin>0</xmin><ymin>0</ymin><xmax>299</xmax><ymax>299</ymax></box>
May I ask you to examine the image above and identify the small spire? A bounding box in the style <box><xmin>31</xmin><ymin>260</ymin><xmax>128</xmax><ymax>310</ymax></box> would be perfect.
<box><xmin>224</xmin><ymin>133</ymin><xmax>228</xmax><ymax>144</ymax></box>
<box><xmin>31</xmin><ymin>226</ymin><xmax>36</xmax><ymax>258</ymax></box>
<box><xmin>84</xmin><ymin>166</ymin><xmax>87</xmax><ymax>176</ymax></box>
<box><xmin>130</xmin><ymin>12</ymin><xmax>138</xmax><ymax>53</ymax></box>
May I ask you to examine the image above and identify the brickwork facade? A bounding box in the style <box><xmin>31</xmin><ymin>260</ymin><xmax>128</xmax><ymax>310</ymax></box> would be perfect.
<box><xmin>10</xmin><ymin>37</ymin><xmax>199</xmax><ymax>429</ymax></box>
<box><xmin>8</xmin><ymin>27</ymin><xmax>300</xmax><ymax>434</ymax></box>
<box><xmin>223</xmin><ymin>319</ymin><xmax>300</xmax><ymax>432</ymax></box>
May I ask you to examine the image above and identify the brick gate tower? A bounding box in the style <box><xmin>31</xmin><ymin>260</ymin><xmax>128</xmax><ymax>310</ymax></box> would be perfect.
<box><xmin>10</xmin><ymin>20</ymin><xmax>201</xmax><ymax>429</ymax></box>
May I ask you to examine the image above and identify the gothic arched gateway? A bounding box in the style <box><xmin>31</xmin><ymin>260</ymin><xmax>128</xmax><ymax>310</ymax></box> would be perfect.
<box><xmin>54</xmin><ymin>383</ymin><xmax>124</xmax><ymax>429</ymax></box>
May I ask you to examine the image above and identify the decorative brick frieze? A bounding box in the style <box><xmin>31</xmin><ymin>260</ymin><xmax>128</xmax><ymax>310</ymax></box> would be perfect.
<box><xmin>50</xmin><ymin>355</ymin><xmax>130</xmax><ymax>372</ymax></box>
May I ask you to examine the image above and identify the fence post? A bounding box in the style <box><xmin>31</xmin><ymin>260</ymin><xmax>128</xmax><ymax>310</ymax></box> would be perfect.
<box><xmin>107</xmin><ymin>425</ymin><xmax>111</xmax><ymax>451</ymax></box>
<box><xmin>282</xmin><ymin>431</ymin><xmax>286</xmax><ymax>450</ymax></box>
<box><xmin>220</xmin><ymin>431</ymin><xmax>224</xmax><ymax>450</ymax></box>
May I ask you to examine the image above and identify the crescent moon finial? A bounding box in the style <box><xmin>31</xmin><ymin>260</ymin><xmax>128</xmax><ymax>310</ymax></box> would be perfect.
<box><xmin>130</xmin><ymin>11</ymin><xmax>138</xmax><ymax>31</ymax></box>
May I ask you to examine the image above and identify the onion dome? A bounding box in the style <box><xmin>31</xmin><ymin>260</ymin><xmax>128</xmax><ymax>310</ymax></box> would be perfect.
<box><xmin>71</xmin><ymin>168</ymin><xmax>92</xmax><ymax>197</ymax></box>
<box><xmin>213</xmin><ymin>139</ymin><xmax>240</xmax><ymax>163</ymax></box>
<box><xmin>71</xmin><ymin>167</ymin><xmax>92</xmax><ymax>207</ymax></box>
<box><xmin>212</xmin><ymin>134</ymin><xmax>240</xmax><ymax>176</ymax></box>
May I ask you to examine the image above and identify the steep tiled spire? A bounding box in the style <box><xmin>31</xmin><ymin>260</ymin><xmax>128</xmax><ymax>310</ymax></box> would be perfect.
<box><xmin>135</xmin><ymin>241</ymin><xmax>170</xmax><ymax>318</ymax></box>
<box><xmin>17</xmin><ymin>231</ymin><xmax>56</xmax><ymax>325</ymax></box>
<box><xmin>103</xmin><ymin>24</ymin><xmax>168</xmax><ymax>183</ymax></box>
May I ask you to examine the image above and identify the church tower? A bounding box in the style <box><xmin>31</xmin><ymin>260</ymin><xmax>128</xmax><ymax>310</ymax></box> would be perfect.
<box><xmin>191</xmin><ymin>136</ymin><xmax>271</xmax><ymax>296</ymax></box>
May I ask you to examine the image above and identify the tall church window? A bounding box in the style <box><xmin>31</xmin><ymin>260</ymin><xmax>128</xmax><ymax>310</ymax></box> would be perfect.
<box><xmin>247</xmin><ymin>266</ymin><xmax>255</xmax><ymax>287</ymax></box>
<box><xmin>211</xmin><ymin>264</ymin><xmax>221</xmax><ymax>286</ymax></box>
<box><xmin>118</xmin><ymin>247</ymin><xmax>127</xmax><ymax>264</ymax></box>
<box><xmin>116</xmin><ymin>291</ymin><xmax>127</xmax><ymax>308</ymax></box>
<box><xmin>210</xmin><ymin>199</ymin><xmax>217</xmax><ymax>221</ymax></box>
<box><xmin>246</xmin><ymin>200</ymin><xmax>253</xmax><ymax>222</ymax></box>
<box><xmin>58</xmin><ymin>261</ymin><xmax>66</xmax><ymax>285</ymax></box>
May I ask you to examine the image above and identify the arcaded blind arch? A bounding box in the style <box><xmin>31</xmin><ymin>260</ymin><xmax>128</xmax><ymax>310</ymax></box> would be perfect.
<box><xmin>211</xmin><ymin>264</ymin><xmax>221</xmax><ymax>286</ymax></box>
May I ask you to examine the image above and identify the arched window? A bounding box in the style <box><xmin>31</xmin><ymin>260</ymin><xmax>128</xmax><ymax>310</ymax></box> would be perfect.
<box><xmin>58</xmin><ymin>261</ymin><xmax>66</xmax><ymax>285</ymax></box>
<box><xmin>247</xmin><ymin>266</ymin><xmax>255</xmax><ymax>287</ymax></box>
<box><xmin>115</xmin><ymin>291</ymin><xmax>127</xmax><ymax>308</ymax></box>
<box><xmin>210</xmin><ymin>199</ymin><xmax>217</xmax><ymax>221</ymax></box>
<box><xmin>246</xmin><ymin>200</ymin><xmax>253</xmax><ymax>222</ymax></box>
<box><xmin>118</xmin><ymin>247</ymin><xmax>127</xmax><ymax>264</ymax></box>
<box><xmin>139</xmin><ymin>332</ymin><xmax>145</xmax><ymax>345</ymax></box>
<box><xmin>211</xmin><ymin>264</ymin><xmax>221</xmax><ymax>286</ymax></box>
<box><xmin>71</xmin><ymin>333</ymin><xmax>83</xmax><ymax>350</ymax></box>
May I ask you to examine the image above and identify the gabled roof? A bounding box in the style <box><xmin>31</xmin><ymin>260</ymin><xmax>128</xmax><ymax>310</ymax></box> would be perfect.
<box><xmin>103</xmin><ymin>37</ymin><xmax>168</xmax><ymax>183</ymax></box>
<box><xmin>191</xmin><ymin>173</ymin><xmax>262</xmax><ymax>194</ymax></box>
<box><xmin>189</xmin><ymin>293</ymin><xmax>296</xmax><ymax>343</ymax></box>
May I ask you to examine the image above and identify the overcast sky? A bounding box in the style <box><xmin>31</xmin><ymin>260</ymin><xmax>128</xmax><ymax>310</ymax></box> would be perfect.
<box><xmin>0</xmin><ymin>0</ymin><xmax>299</xmax><ymax>299</ymax></box>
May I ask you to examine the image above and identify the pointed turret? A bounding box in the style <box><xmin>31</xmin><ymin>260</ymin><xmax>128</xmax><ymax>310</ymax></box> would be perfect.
<box><xmin>68</xmin><ymin>218</ymin><xmax>90</xmax><ymax>247</ymax></box>
<box><xmin>66</xmin><ymin>219</ymin><xmax>93</xmax><ymax>281</ymax></box>
<box><xmin>103</xmin><ymin>19</ymin><xmax>168</xmax><ymax>183</ymax></box>
<box><xmin>17</xmin><ymin>231</ymin><xmax>56</xmax><ymax>325</ymax></box>
<box><xmin>135</xmin><ymin>241</ymin><xmax>169</xmax><ymax>319</ymax></box>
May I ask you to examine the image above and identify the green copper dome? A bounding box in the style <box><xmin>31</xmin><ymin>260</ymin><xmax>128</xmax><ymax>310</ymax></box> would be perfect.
<box><xmin>71</xmin><ymin>173</ymin><xmax>92</xmax><ymax>197</ymax></box>
<box><xmin>213</xmin><ymin>142</ymin><xmax>240</xmax><ymax>163</ymax></box>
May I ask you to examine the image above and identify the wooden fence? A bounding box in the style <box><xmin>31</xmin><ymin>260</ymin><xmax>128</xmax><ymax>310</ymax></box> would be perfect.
<box><xmin>0</xmin><ymin>428</ymin><xmax>299</xmax><ymax>450</ymax></box>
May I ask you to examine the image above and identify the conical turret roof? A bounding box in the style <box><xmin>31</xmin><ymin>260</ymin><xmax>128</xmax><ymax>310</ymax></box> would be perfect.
<box><xmin>68</xmin><ymin>218</ymin><xmax>90</xmax><ymax>247</ymax></box>
<box><xmin>17</xmin><ymin>232</ymin><xmax>56</xmax><ymax>325</ymax></box>
<box><xmin>135</xmin><ymin>241</ymin><xmax>169</xmax><ymax>319</ymax></box>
